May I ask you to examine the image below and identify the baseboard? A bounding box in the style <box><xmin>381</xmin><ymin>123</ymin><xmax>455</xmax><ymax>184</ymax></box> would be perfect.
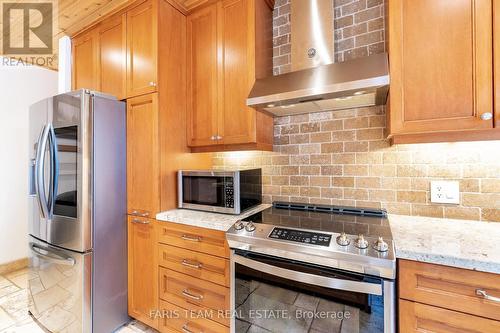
<box><xmin>0</xmin><ymin>258</ymin><xmax>28</xmax><ymax>275</ymax></box>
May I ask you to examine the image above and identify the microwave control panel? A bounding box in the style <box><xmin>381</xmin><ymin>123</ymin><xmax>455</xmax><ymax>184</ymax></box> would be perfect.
<box><xmin>269</xmin><ymin>227</ymin><xmax>332</xmax><ymax>247</ymax></box>
<box><xmin>225</xmin><ymin>178</ymin><xmax>234</xmax><ymax>208</ymax></box>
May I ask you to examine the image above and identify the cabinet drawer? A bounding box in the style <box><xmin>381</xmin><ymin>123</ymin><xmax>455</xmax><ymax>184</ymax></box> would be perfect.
<box><xmin>158</xmin><ymin>244</ymin><xmax>229</xmax><ymax>287</ymax></box>
<box><xmin>400</xmin><ymin>299</ymin><xmax>500</xmax><ymax>333</ymax></box>
<box><xmin>399</xmin><ymin>259</ymin><xmax>500</xmax><ymax>321</ymax></box>
<box><xmin>159</xmin><ymin>301</ymin><xmax>229</xmax><ymax>333</ymax></box>
<box><xmin>157</xmin><ymin>222</ymin><xmax>229</xmax><ymax>258</ymax></box>
<box><xmin>159</xmin><ymin>268</ymin><xmax>230</xmax><ymax>313</ymax></box>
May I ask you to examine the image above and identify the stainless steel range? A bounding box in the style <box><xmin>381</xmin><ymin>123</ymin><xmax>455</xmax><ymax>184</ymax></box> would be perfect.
<box><xmin>226</xmin><ymin>202</ymin><xmax>396</xmax><ymax>333</ymax></box>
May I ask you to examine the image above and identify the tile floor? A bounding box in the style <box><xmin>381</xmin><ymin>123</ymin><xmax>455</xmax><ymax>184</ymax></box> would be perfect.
<box><xmin>0</xmin><ymin>268</ymin><xmax>157</xmax><ymax>333</ymax></box>
<box><xmin>235</xmin><ymin>278</ymin><xmax>384</xmax><ymax>333</ymax></box>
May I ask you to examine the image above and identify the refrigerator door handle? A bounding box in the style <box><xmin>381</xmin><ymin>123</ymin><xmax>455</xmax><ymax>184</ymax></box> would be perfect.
<box><xmin>47</xmin><ymin>124</ymin><xmax>59</xmax><ymax>216</ymax></box>
<box><xmin>35</xmin><ymin>125</ymin><xmax>50</xmax><ymax>219</ymax></box>
<box><xmin>29</xmin><ymin>242</ymin><xmax>75</xmax><ymax>266</ymax></box>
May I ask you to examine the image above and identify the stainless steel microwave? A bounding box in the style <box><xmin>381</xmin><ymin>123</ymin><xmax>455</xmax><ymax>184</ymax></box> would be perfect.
<box><xmin>178</xmin><ymin>169</ymin><xmax>262</xmax><ymax>214</ymax></box>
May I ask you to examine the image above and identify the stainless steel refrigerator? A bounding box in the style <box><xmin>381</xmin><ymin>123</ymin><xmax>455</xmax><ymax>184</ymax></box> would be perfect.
<box><xmin>27</xmin><ymin>90</ymin><xmax>128</xmax><ymax>333</ymax></box>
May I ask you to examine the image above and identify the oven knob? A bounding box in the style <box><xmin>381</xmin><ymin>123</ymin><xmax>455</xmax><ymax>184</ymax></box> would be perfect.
<box><xmin>336</xmin><ymin>232</ymin><xmax>350</xmax><ymax>246</ymax></box>
<box><xmin>354</xmin><ymin>234</ymin><xmax>369</xmax><ymax>249</ymax></box>
<box><xmin>373</xmin><ymin>237</ymin><xmax>389</xmax><ymax>252</ymax></box>
<box><xmin>245</xmin><ymin>222</ymin><xmax>256</xmax><ymax>232</ymax></box>
<box><xmin>234</xmin><ymin>221</ymin><xmax>244</xmax><ymax>231</ymax></box>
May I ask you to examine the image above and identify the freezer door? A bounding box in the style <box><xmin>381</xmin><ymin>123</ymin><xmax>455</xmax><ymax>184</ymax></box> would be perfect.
<box><xmin>28</xmin><ymin>236</ymin><xmax>92</xmax><ymax>333</ymax></box>
<box><xmin>29</xmin><ymin>90</ymin><xmax>93</xmax><ymax>252</ymax></box>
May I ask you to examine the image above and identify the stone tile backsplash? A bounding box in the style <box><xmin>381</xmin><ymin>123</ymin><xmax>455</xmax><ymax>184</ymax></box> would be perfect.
<box><xmin>213</xmin><ymin>107</ymin><xmax>500</xmax><ymax>222</ymax></box>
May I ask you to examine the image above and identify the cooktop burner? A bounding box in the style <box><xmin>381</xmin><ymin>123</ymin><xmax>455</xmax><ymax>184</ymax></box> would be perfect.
<box><xmin>226</xmin><ymin>202</ymin><xmax>396</xmax><ymax>279</ymax></box>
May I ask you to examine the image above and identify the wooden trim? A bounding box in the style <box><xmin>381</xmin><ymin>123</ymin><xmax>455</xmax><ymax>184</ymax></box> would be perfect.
<box><xmin>167</xmin><ymin>0</ymin><xmax>273</xmax><ymax>13</ymax></box>
<box><xmin>0</xmin><ymin>258</ymin><xmax>28</xmax><ymax>275</ymax></box>
<box><xmin>190</xmin><ymin>141</ymin><xmax>273</xmax><ymax>152</ymax></box>
<box><xmin>390</xmin><ymin>128</ymin><xmax>500</xmax><ymax>144</ymax></box>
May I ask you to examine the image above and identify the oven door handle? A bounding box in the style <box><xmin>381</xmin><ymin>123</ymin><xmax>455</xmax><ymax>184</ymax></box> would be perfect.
<box><xmin>232</xmin><ymin>253</ymin><xmax>382</xmax><ymax>296</ymax></box>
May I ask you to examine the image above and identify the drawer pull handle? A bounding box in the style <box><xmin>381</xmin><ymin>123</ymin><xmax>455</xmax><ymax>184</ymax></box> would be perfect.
<box><xmin>131</xmin><ymin>210</ymin><xmax>149</xmax><ymax>217</ymax></box>
<box><xmin>181</xmin><ymin>234</ymin><xmax>201</xmax><ymax>242</ymax></box>
<box><xmin>182</xmin><ymin>289</ymin><xmax>203</xmax><ymax>301</ymax></box>
<box><xmin>182</xmin><ymin>323</ymin><xmax>202</xmax><ymax>333</ymax></box>
<box><xmin>476</xmin><ymin>289</ymin><xmax>500</xmax><ymax>303</ymax></box>
<box><xmin>182</xmin><ymin>259</ymin><xmax>203</xmax><ymax>269</ymax></box>
<box><xmin>131</xmin><ymin>218</ymin><xmax>149</xmax><ymax>224</ymax></box>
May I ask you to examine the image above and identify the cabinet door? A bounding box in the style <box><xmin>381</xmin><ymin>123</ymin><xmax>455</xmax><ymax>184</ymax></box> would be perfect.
<box><xmin>127</xmin><ymin>0</ymin><xmax>157</xmax><ymax>98</ymax></box>
<box><xmin>389</xmin><ymin>0</ymin><xmax>493</xmax><ymax>135</ymax></box>
<box><xmin>72</xmin><ymin>29</ymin><xmax>99</xmax><ymax>91</ymax></box>
<box><xmin>127</xmin><ymin>93</ymin><xmax>160</xmax><ymax>216</ymax></box>
<box><xmin>400</xmin><ymin>300</ymin><xmax>500</xmax><ymax>333</ymax></box>
<box><xmin>186</xmin><ymin>3</ymin><xmax>219</xmax><ymax>147</ymax></box>
<box><xmin>98</xmin><ymin>14</ymin><xmax>126</xmax><ymax>100</ymax></box>
<box><xmin>218</xmin><ymin>0</ymin><xmax>257</xmax><ymax>145</ymax></box>
<box><xmin>127</xmin><ymin>216</ymin><xmax>158</xmax><ymax>329</ymax></box>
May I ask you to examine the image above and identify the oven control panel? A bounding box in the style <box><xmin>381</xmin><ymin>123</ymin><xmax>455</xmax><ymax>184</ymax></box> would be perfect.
<box><xmin>269</xmin><ymin>227</ymin><xmax>332</xmax><ymax>247</ymax></box>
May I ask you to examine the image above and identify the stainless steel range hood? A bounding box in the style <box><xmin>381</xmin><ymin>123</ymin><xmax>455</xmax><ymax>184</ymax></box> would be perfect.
<box><xmin>247</xmin><ymin>53</ymin><xmax>390</xmax><ymax>116</ymax></box>
<box><xmin>246</xmin><ymin>0</ymin><xmax>389</xmax><ymax>117</ymax></box>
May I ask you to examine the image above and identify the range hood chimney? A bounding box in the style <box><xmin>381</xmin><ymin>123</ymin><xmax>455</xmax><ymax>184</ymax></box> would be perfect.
<box><xmin>247</xmin><ymin>0</ymin><xmax>389</xmax><ymax>117</ymax></box>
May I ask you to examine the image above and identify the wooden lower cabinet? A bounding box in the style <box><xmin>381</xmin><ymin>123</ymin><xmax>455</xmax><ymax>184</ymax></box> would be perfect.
<box><xmin>399</xmin><ymin>259</ymin><xmax>500</xmax><ymax>332</ymax></box>
<box><xmin>128</xmin><ymin>216</ymin><xmax>158</xmax><ymax>329</ymax></box>
<box><xmin>157</xmin><ymin>221</ymin><xmax>231</xmax><ymax>330</ymax></box>
<box><xmin>158</xmin><ymin>244</ymin><xmax>230</xmax><ymax>286</ymax></box>
<box><xmin>159</xmin><ymin>301</ymin><xmax>228</xmax><ymax>333</ymax></box>
<box><xmin>400</xmin><ymin>299</ymin><xmax>500</xmax><ymax>333</ymax></box>
<box><xmin>159</xmin><ymin>268</ymin><xmax>230</xmax><ymax>314</ymax></box>
<box><xmin>157</xmin><ymin>222</ymin><xmax>229</xmax><ymax>258</ymax></box>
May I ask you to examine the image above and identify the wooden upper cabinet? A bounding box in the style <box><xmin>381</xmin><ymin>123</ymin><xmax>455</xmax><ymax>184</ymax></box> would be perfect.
<box><xmin>98</xmin><ymin>14</ymin><xmax>126</xmax><ymax>100</ymax></box>
<box><xmin>218</xmin><ymin>0</ymin><xmax>256</xmax><ymax>145</ymax></box>
<box><xmin>72</xmin><ymin>30</ymin><xmax>99</xmax><ymax>91</ymax></box>
<box><xmin>388</xmin><ymin>0</ymin><xmax>494</xmax><ymax>141</ymax></box>
<box><xmin>127</xmin><ymin>93</ymin><xmax>160</xmax><ymax>217</ymax></box>
<box><xmin>126</xmin><ymin>0</ymin><xmax>158</xmax><ymax>98</ymax></box>
<box><xmin>127</xmin><ymin>216</ymin><xmax>158</xmax><ymax>329</ymax></box>
<box><xmin>187</xmin><ymin>0</ymin><xmax>274</xmax><ymax>151</ymax></box>
<box><xmin>187</xmin><ymin>3</ymin><xmax>219</xmax><ymax>147</ymax></box>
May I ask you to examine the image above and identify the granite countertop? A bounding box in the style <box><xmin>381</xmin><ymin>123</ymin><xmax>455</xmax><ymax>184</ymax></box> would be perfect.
<box><xmin>388</xmin><ymin>214</ymin><xmax>500</xmax><ymax>274</ymax></box>
<box><xmin>156</xmin><ymin>204</ymin><xmax>271</xmax><ymax>231</ymax></box>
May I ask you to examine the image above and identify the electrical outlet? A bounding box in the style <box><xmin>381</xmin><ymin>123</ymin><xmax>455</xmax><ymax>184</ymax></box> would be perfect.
<box><xmin>430</xmin><ymin>181</ymin><xmax>460</xmax><ymax>204</ymax></box>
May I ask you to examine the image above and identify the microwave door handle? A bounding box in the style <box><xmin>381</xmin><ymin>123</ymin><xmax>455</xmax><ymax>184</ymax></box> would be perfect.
<box><xmin>35</xmin><ymin>125</ymin><xmax>50</xmax><ymax>219</ymax></box>
<box><xmin>29</xmin><ymin>242</ymin><xmax>75</xmax><ymax>266</ymax></box>
<box><xmin>47</xmin><ymin>124</ymin><xmax>59</xmax><ymax>216</ymax></box>
<box><xmin>232</xmin><ymin>253</ymin><xmax>382</xmax><ymax>296</ymax></box>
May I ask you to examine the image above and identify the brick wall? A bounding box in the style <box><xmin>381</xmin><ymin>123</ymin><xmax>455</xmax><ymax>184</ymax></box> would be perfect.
<box><xmin>273</xmin><ymin>0</ymin><xmax>291</xmax><ymax>75</ymax></box>
<box><xmin>272</xmin><ymin>0</ymin><xmax>385</xmax><ymax>73</ymax></box>
<box><xmin>213</xmin><ymin>0</ymin><xmax>500</xmax><ymax>222</ymax></box>
<box><xmin>334</xmin><ymin>0</ymin><xmax>385</xmax><ymax>62</ymax></box>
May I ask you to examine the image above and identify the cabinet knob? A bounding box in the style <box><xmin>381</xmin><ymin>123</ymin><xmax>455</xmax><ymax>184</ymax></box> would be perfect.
<box><xmin>149</xmin><ymin>81</ymin><xmax>156</xmax><ymax>87</ymax></box>
<box><xmin>210</xmin><ymin>135</ymin><xmax>216</xmax><ymax>140</ymax></box>
<box><xmin>216</xmin><ymin>135</ymin><xmax>222</xmax><ymax>140</ymax></box>
<box><xmin>480</xmin><ymin>112</ymin><xmax>493</xmax><ymax>121</ymax></box>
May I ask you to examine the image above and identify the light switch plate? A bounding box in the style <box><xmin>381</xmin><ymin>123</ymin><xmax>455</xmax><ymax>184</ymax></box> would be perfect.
<box><xmin>430</xmin><ymin>181</ymin><xmax>460</xmax><ymax>204</ymax></box>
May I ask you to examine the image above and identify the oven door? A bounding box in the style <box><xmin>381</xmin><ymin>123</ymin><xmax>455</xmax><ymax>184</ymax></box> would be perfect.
<box><xmin>230</xmin><ymin>250</ymin><xmax>395</xmax><ymax>333</ymax></box>
<box><xmin>178</xmin><ymin>171</ymin><xmax>239</xmax><ymax>214</ymax></box>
